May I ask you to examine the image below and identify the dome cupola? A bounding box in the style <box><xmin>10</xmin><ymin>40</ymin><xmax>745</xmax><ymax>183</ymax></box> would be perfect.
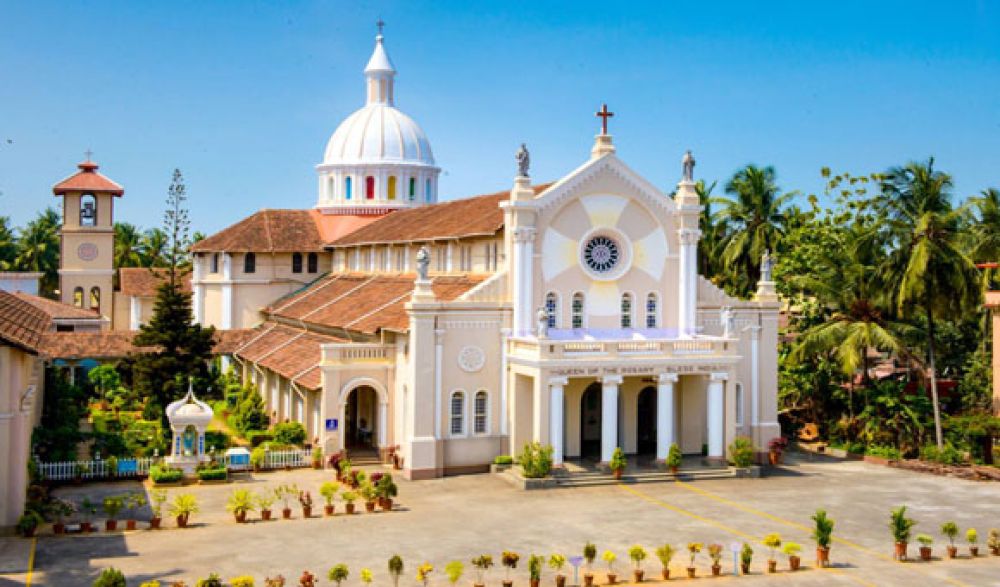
<box><xmin>316</xmin><ymin>22</ymin><xmax>440</xmax><ymax>215</ymax></box>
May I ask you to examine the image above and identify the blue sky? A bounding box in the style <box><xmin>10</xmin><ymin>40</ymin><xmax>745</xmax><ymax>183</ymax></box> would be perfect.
<box><xmin>1</xmin><ymin>1</ymin><xmax>999</xmax><ymax>234</ymax></box>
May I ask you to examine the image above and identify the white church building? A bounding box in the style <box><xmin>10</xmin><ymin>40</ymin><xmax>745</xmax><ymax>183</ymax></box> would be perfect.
<box><xmin>189</xmin><ymin>28</ymin><xmax>781</xmax><ymax>479</ymax></box>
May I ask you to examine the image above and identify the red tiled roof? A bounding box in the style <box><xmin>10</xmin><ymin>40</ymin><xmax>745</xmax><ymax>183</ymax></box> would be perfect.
<box><xmin>212</xmin><ymin>329</ymin><xmax>257</xmax><ymax>355</ymax></box>
<box><xmin>52</xmin><ymin>161</ymin><xmax>124</xmax><ymax>196</ymax></box>
<box><xmin>12</xmin><ymin>291</ymin><xmax>101</xmax><ymax>321</ymax></box>
<box><xmin>234</xmin><ymin>323</ymin><xmax>345</xmax><ymax>390</ymax></box>
<box><xmin>331</xmin><ymin>183</ymin><xmax>552</xmax><ymax>246</ymax></box>
<box><xmin>118</xmin><ymin>268</ymin><xmax>192</xmax><ymax>297</ymax></box>
<box><xmin>40</xmin><ymin>332</ymin><xmax>152</xmax><ymax>359</ymax></box>
<box><xmin>267</xmin><ymin>273</ymin><xmax>486</xmax><ymax>334</ymax></box>
<box><xmin>0</xmin><ymin>290</ymin><xmax>52</xmax><ymax>352</ymax></box>
<box><xmin>190</xmin><ymin>209</ymin><xmax>327</xmax><ymax>253</ymax></box>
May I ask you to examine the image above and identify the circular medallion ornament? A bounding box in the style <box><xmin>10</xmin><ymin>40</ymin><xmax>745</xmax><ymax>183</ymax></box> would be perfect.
<box><xmin>77</xmin><ymin>242</ymin><xmax>99</xmax><ymax>261</ymax></box>
<box><xmin>457</xmin><ymin>345</ymin><xmax>486</xmax><ymax>373</ymax></box>
<box><xmin>583</xmin><ymin>235</ymin><xmax>620</xmax><ymax>273</ymax></box>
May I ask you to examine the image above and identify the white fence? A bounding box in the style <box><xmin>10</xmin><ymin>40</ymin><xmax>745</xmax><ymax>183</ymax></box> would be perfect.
<box><xmin>35</xmin><ymin>449</ymin><xmax>316</xmax><ymax>481</ymax></box>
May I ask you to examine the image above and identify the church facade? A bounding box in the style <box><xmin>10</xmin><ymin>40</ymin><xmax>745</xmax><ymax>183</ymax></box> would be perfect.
<box><xmin>189</xmin><ymin>30</ymin><xmax>780</xmax><ymax>479</ymax></box>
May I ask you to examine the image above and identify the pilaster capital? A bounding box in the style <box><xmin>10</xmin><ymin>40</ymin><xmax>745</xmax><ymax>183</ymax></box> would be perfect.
<box><xmin>434</xmin><ymin>328</ymin><xmax>446</xmax><ymax>345</ymax></box>
<box><xmin>513</xmin><ymin>226</ymin><xmax>537</xmax><ymax>243</ymax></box>
<box><xmin>709</xmin><ymin>372</ymin><xmax>729</xmax><ymax>382</ymax></box>
<box><xmin>678</xmin><ymin>228</ymin><xmax>702</xmax><ymax>246</ymax></box>
<box><xmin>657</xmin><ymin>372</ymin><xmax>679</xmax><ymax>385</ymax></box>
<box><xmin>548</xmin><ymin>376</ymin><xmax>569</xmax><ymax>388</ymax></box>
<box><xmin>601</xmin><ymin>374</ymin><xmax>624</xmax><ymax>386</ymax></box>
<box><xmin>743</xmin><ymin>324</ymin><xmax>762</xmax><ymax>340</ymax></box>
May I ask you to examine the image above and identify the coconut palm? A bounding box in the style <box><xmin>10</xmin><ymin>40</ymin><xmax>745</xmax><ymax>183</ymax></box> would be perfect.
<box><xmin>12</xmin><ymin>208</ymin><xmax>61</xmax><ymax>296</ymax></box>
<box><xmin>0</xmin><ymin>216</ymin><xmax>17</xmax><ymax>269</ymax></box>
<box><xmin>695</xmin><ymin>180</ymin><xmax>722</xmax><ymax>278</ymax></box>
<box><xmin>713</xmin><ymin>165</ymin><xmax>795</xmax><ymax>296</ymax></box>
<box><xmin>114</xmin><ymin>222</ymin><xmax>145</xmax><ymax>268</ymax></box>
<box><xmin>140</xmin><ymin>228</ymin><xmax>169</xmax><ymax>267</ymax></box>
<box><xmin>881</xmin><ymin>158</ymin><xmax>982</xmax><ymax>448</ymax></box>
<box><xmin>968</xmin><ymin>188</ymin><xmax>1000</xmax><ymax>263</ymax></box>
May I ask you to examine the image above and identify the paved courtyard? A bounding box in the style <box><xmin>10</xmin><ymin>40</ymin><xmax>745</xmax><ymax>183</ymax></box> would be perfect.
<box><xmin>3</xmin><ymin>453</ymin><xmax>1000</xmax><ymax>586</ymax></box>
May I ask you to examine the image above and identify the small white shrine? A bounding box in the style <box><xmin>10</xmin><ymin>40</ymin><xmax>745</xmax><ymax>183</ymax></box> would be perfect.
<box><xmin>165</xmin><ymin>386</ymin><xmax>214</xmax><ymax>477</ymax></box>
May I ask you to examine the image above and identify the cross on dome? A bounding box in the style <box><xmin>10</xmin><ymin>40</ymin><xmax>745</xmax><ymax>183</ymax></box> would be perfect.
<box><xmin>596</xmin><ymin>103</ymin><xmax>614</xmax><ymax>135</ymax></box>
<box><xmin>84</xmin><ymin>148</ymin><xmax>93</xmax><ymax>162</ymax></box>
<box><xmin>376</xmin><ymin>17</ymin><xmax>385</xmax><ymax>36</ymax></box>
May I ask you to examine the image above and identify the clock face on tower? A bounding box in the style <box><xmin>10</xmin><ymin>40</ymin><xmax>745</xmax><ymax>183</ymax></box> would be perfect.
<box><xmin>77</xmin><ymin>242</ymin><xmax>99</xmax><ymax>261</ymax></box>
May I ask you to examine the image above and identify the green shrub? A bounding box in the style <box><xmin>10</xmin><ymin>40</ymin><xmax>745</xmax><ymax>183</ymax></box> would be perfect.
<box><xmin>247</xmin><ymin>431</ymin><xmax>273</xmax><ymax>447</ymax></box>
<box><xmin>519</xmin><ymin>442</ymin><xmax>554</xmax><ymax>478</ymax></box>
<box><xmin>197</xmin><ymin>466</ymin><xmax>228</xmax><ymax>481</ymax></box>
<box><xmin>196</xmin><ymin>573</ymin><xmax>224</xmax><ymax>587</ymax></box>
<box><xmin>150</xmin><ymin>464</ymin><xmax>183</xmax><ymax>484</ymax></box>
<box><xmin>866</xmin><ymin>445</ymin><xmax>901</xmax><ymax>460</ymax></box>
<box><xmin>272</xmin><ymin>422</ymin><xmax>306</xmax><ymax>446</ymax></box>
<box><xmin>728</xmin><ymin>436</ymin><xmax>755</xmax><ymax>467</ymax></box>
<box><xmin>493</xmin><ymin>455</ymin><xmax>513</xmax><ymax>465</ymax></box>
<box><xmin>250</xmin><ymin>447</ymin><xmax>266</xmax><ymax>469</ymax></box>
<box><xmin>93</xmin><ymin>567</ymin><xmax>127</xmax><ymax>587</ymax></box>
<box><xmin>921</xmin><ymin>443</ymin><xmax>964</xmax><ymax>465</ymax></box>
<box><xmin>666</xmin><ymin>443</ymin><xmax>683</xmax><ymax>469</ymax></box>
<box><xmin>204</xmin><ymin>430</ymin><xmax>231</xmax><ymax>452</ymax></box>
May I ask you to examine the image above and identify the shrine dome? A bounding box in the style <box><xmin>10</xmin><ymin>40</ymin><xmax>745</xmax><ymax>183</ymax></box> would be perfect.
<box><xmin>165</xmin><ymin>388</ymin><xmax>213</xmax><ymax>428</ymax></box>
<box><xmin>316</xmin><ymin>25</ymin><xmax>440</xmax><ymax>214</ymax></box>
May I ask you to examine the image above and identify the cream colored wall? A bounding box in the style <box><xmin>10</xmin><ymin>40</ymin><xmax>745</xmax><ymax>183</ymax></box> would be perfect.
<box><xmin>60</xmin><ymin>192</ymin><xmax>116</xmax><ymax>323</ymax></box>
<box><xmin>679</xmin><ymin>375</ymin><xmax>707</xmax><ymax>453</ymax></box>
<box><xmin>331</xmin><ymin>236</ymin><xmax>503</xmax><ymax>276</ymax></box>
<box><xmin>202</xmin><ymin>285</ymin><xmax>223</xmax><ymax>328</ymax></box>
<box><xmin>0</xmin><ymin>345</ymin><xmax>43</xmax><ymax>528</ymax></box>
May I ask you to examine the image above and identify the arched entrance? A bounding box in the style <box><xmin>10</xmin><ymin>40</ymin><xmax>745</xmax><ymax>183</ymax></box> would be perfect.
<box><xmin>580</xmin><ymin>382</ymin><xmax>602</xmax><ymax>460</ymax></box>
<box><xmin>636</xmin><ymin>386</ymin><xmax>657</xmax><ymax>455</ymax></box>
<box><xmin>344</xmin><ymin>385</ymin><xmax>378</xmax><ymax>449</ymax></box>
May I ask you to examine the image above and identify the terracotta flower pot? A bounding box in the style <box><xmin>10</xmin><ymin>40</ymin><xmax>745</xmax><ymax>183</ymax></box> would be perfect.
<box><xmin>22</xmin><ymin>526</ymin><xmax>36</xmax><ymax>538</ymax></box>
<box><xmin>503</xmin><ymin>580</ymin><xmax>513</xmax><ymax>587</ymax></box>
<box><xmin>346</xmin><ymin>503</ymin><xmax>355</xmax><ymax>514</ymax></box>
<box><xmin>324</xmin><ymin>504</ymin><xmax>335</xmax><ymax>516</ymax></box>
<box><xmin>382</xmin><ymin>498</ymin><xmax>393</xmax><ymax>511</ymax></box>
<box><xmin>633</xmin><ymin>569</ymin><xmax>643</xmax><ymax>583</ymax></box>
<box><xmin>767</xmin><ymin>560</ymin><xmax>777</xmax><ymax>573</ymax></box>
<box><xmin>816</xmin><ymin>546</ymin><xmax>830</xmax><ymax>567</ymax></box>
<box><xmin>475</xmin><ymin>583</ymin><xmax>485</xmax><ymax>587</ymax></box>
<box><xmin>711</xmin><ymin>564</ymin><xmax>721</xmax><ymax>576</ymax></box>
<box><xmin>53</xmin><ymin>522</ymin><xmax>66</xmax><ymax>535</ymax></box>
<box><xmin>990</xmin><ymin>546</ymin><xmax>1000</xmax><ymax>556</ymax></box>
<box><xmin>81</xmin><ymin>522</ymin><xmax>92</xmax><ymax>533</ymax></box>
<box><xmin>313</xmin><ymin>461</ymin><xmax>323</xmax><ymax>470</ymax></box>
<box><xmin>946</xmin><ymin>546</ymin><xmax>957</xmax><ymax>559</ymax></box>
<box><xmin>768</xmin><ymin>451</ymin><xmax>781</xmax><ymax>465</ymax></box>
<box><xmin>261</xmin><ymin>509</ymin><xmax>272</xmax><ymax>521</ymax></box>
<box><xmin>176</xmin><ymin>514</ymin><xmax>189</xmax><ymax>528</ymax></box>
<box><xmin>365</xmin><ymin>501</ymin><xmax>376</xmax><ymax>513</ymax></box>
<box><xmin>919</xmin><ymin>547</ymin><xmax>932</xmax><ymax>561</ymax></box>
<box><xmin>669</xmin><ymin>466</ymin><xmax>679</xmax><ymax>474</ymax></box>
<box><xmin>970</xmin><ymin>546</ymin><xmax>979</xmax><ymax>557</ymax></box>
<box><xmin>235</xmin><ymin>511</ymin><xmax>247</xmax><ymax>523</ymax></box>
<box><xmin>555</xmin><ymin>574</ymin><xmax>566</xmax><ymax>587</ymax></box>
<box><xmin>282</xmin><ymin>508</ymin><xmax>292</xmax><ymax>519</ymax></box>
<box><xmin>660</xmin><ymin>569</ymin><xmax>670</xmax><ymax>580</ymax></box>
<box><xmin>612</xmin><ymin>469</ymin><xmax>623</xmax><ymax>480</ymax></box>
<box><xmin>686</xmin><ymin>567</ymin><xmax>696</xmax><ymax>579</ymax></box>
<box><xmin>126</xmin><ymin>519</ymin><xmax>137</xmax><ymax>531</ymax></box>
<box><xmin>895</xmin><ymin>542</ymin><xmax>908</xmax><ymax>560</ymax></box>
<box><xmin>583</xmin><ymin>573</ymin><xmax>594</xmax><ymax>587</ymax></box>
<box><xmin>530</xmin><ymin>580</ymin><xmax>540</xmax><ymax>587</ymax></box>
<box><xmin>740</xmin><ymin>563</ymin><xmax>750</xmax><ymax>575</ymax></box>
<box><xmin>105</xmin><ymin>520</ymin><xmax>117</xmax><ymax>532</ymax></box>
<box><xmin>302</xmin><ymin>506</ymin><xmax>312</xmax><ymax>518</ymax></box>
<box><xmin>789</xmin><ymin>556</ymin><xmax>800</xmax><ymax>571</ymax></box>
<box><xmin>606</xmin><ymin>573</ymin><xmax>616</xmax><ymax>585</ymax></box>
<box><xmin>149</xmin><ymin>517</ymin><xmax>161</xmax><ymax>530</ymax></box>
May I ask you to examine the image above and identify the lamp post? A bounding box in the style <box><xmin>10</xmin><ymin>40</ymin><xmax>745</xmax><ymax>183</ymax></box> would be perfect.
<box><xmin>729</xmin><ymin>542</ymin><xmax>740</xmax><ymax>576</ymax></box>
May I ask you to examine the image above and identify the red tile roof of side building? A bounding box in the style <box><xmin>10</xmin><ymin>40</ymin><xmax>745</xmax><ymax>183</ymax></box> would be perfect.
<box><xmin>52</xmin><ymin>161</ymin><xmax>124</xmax><ymax>196</ymax></box>
<box><xmin>118</xmin><ymin>268</ymin><xmax>192</xmax><ymax>297</ymax></box>
<box><xmin>190</xmin><ymin>209</ymin><xmax>328</xmax><ymax>253</ymax></box>
<box><xmin>0</xmin><ymin>290</ymin><xmax>52</xmax><ymax>352</ymax></box>
<box><xmin>331</xmin><ymin>183</ymin><xmax>553</xmax><ymax>246</ymax></box>
<box><xmin>11</xmin><ymin>291</ymin><xmax>102</xmax><ymax>321</ymax></box>
<box><xmin>233</xmin><ymin>323</ymin><xmax>342</xmax><ymax>390</ymax></box>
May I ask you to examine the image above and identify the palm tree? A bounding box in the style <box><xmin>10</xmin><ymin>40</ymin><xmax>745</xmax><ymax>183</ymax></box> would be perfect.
<box><xmin>882</xmin><ymin>158</ymin><xmax>982</xmax><ymax>448</ymax></box>
<box><xmin>695</xmin><ymin>180</ymin><xmax>722</xmax><ymax>278</ymax></box>
<box><xmin>0</xmin><ymin>216</ymin><xmax>17</xmax><ymax>269</ymax></box>
<box><xmin>713</xmin><ymin>165</ymin><xmax>795</xmax><ymax>297</ymax></box>
<box><xmin>968</xmin><ymin>188</ymin><xmax>1000</xmax><ymax>263</ymax></box>
<box><xmin>12</xmin><ymin>208</ymin><xmax>61</xmax><ymax>296</ymax></box>
<box><xmin>114</xmin><ymin>222</ymin><xmax>144</xmax><ymax>268</ymax></box>
<box><xmin>140</xmin><ymin>228</ymin><xmax>169</xmax><ymax>267</ymax></box>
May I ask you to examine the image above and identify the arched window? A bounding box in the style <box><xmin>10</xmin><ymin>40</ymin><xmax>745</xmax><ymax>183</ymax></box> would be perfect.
<box><xmin>571</xmin><ymin>293</ymin><xmax>585</xmax><ymax>329</ymax></box>
<box><xmin>425</xmin><ymin>178</ymin><xmax>432</xmax><ymax>202</ymax></box>
<box><xmin>408</xmin><ymin>177</ymin><xmax>416</xmax><ymax>201</ymax></box>
<box><xmin>307</xmin><ymin>252</ymin><xmax>318</xmax><ymax>273</ymax></box>
<box><xmin>620</xmin><ymin>293</ymin><xmax>633</xmax><ymax>328</ymax></box>
<box><xmin>89</xmin><ymin>286</ymin><xmax>101</xmax><ymax>310</ymax></box>
<box><xmin>365</xmin><ymin>176</ymin><xmax>375</xmax><ymax>199</ymax></box>
<box><xmin>450</xmin><ymin>391</ymin><xmax>465</xmax><ymax>436</ymax></box>
<box><xmin>244</xmin><ymin>252</ymin><xmax>256</xmax><ymax>274</ymax></box>
<box><xmin>734</xmin><ymin>383</ymin><xmax>744</xmax><ymax>426</ymax></box>
<box><xmin>646</xmin><ymin>293</ymin><xmax>658</xmax><ymax>328</ymax></box>
<box><xmin>474</xmin><ymin>390</ymin><xmax>488</xmax><ymax>434</ymax></box>
<box><xmin>292</xmin><ymin>252</ymin><xmax>303</xmax><ymax>273</ymax></box>
<box><xmin>211</xmin><ymin>253</ymin><xmax>220</xmax><ymax>274</ymax></box>
<box><xmin>80</xmin><ymin>194</ymin><xmax>97</xmax><ymax>226</ymax></box>
<box><xmin>388</xmin><ymin>176</ymin><xmax>397</xmax><ymax>200</ymax></box>
<box><xmin>73</xmin><ymin>287</ymin><xmax>84</xmax><ymax>307</ymax></box>
<box><xmin>344</xmin><ymin>176</ymin><xmax>353</xmax><ymax>200</ymax></box>
<box><xmin>545</xmin><ymin>292</ymin><xmax>559</xmax><ymax>329</ymax></box>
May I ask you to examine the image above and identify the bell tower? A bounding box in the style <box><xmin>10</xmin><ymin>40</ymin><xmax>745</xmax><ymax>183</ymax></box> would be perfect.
<box><xmin>52</xmin><ymin>156</ymin><xmax>123</xmax><ymax>325</ymax></box>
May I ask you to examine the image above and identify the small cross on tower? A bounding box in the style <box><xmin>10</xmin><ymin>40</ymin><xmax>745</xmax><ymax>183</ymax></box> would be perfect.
<box><xmin>376</xmin><ymin>18</ymin><xmax>385</xmax><ymax>36</ymax></box>
<box><xmin>595</xmin><ymin>103</ymin><xmax>614</xmax><ymax>135</ymax></box>
<box><xmin>84</xmin><ymin>148</ymin><xmax>94</xmax><ymax>162</ymax></box>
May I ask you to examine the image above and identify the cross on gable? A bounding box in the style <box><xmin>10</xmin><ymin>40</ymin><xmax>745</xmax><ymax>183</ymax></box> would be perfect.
<box><xmin>376</xmin><ymin>18</ymin><xmax>385</xmax><ymax>35</ymax></box>
<box><xmin>595</xmin><ymin>103</ymin><xmax>614</xmax><ymax>135</ymax></box>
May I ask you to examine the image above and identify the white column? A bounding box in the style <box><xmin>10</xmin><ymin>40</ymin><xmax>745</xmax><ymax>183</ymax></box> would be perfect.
<box><xmin>601</xmin><ymin>375</ymin><xmax>622</xmax><ymax>463</ymax></box>
<box><xmin>656</xmin><ymin>372</ymin><xmax>678</xmax><ymax>461</ymax></box>
<box><xmin>500</xmin><ymin>328</ymin><xmax>511</xmax><ymax>435</ymax></box>
<box><xmin>129</xmin><ymin>296</ymin><xmax>141</xmax><ymax>330</ymax></box>
<box><xmin>747</xmin><ymin>325</ymin><xmax>761</xmax><ymax>428</ymax></box>
<box><xmin>378</xmin><ymin>401</ymin><xmax>388</xmax><ymax>448</ymax></box>
<box><xmin>549</xmin><ymin>377</ymin><xmax>568</xmax><ymax>465</ymax></box>
<box><xmin>707</xmin><ymin>373</ymin><xmax>727</xmax><ymax>459</ymax></box>
<box><xmin>512</xmin><ymin>227</ymin><xmax>536</xmax><ymax>337</ymax></box>
<box><xmin>677</xmin><ymin>228</ymin><xmax>701</xmax><ymax>336</ymax></box>
<box><xmin>434</xmin><ymin>329</ymin><xmax>445</xmax><ymax>439</ymax></box>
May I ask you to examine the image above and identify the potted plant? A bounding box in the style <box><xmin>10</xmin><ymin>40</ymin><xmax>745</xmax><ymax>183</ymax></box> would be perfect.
<box><xmin>16</xmin><ymin>511</ymin><xmax>41</xmax><ymax>538</ymax></box>
<box><xmin>342</xmin><ymin>490</ymin><xmax>358</xmax><ymax>514</ymax></box>
<box><xmin>360</xmin><ymin>567</ymin><xmax>373</xmax><ymax>587</ymax></box>
<box><xmin>666</xmin><ymin>443</ymin><xmax>682</xmax><ymax>474</ymax></box>
<box><xmin>389</xmin><ymin>555</ymin><xmax>405</xmax><ymax>587</ymax></box>
<box><xmin>376</xmin><ymin>474</ymin><xmax>398</xmax><ymax>511</ymax></box>
<box><xmin>812</xmin><ymin>509</ymin><xmax>834</xmax><ymax>567</ymax></box>
<box><xmin>967</xmin><ymin>528</ymin><xmax>979</xmax><ymax>557</ymax></box>
<box><xmin>763</xmin><ymin>533</ymin><xmax>782</xmax><ymax>573</ymax></box>
<box><xmin>988</xmin><ymin>529</ymin><xmax>1000</xmax><ymax>556</ymax></box>
<box><xmin>601</xmin><ymin>551</ymin><xmax>617</xmax><ymax>585</ymax></box>
<box><xmin>265</xmin><ymin>575</ymin><xmax>286</xmax><ymax>587</ymax></box>
<box><xmin>320</xmin><ymin>481</ymin><xmax>339</xmax><ymax>516</ymax></box>
<box><xmin>299</xmin><ymin>571</ymin><xmax>317</xmax><ymax>587</ymax></box>
<box><xmin>361</xmin><ymin>481</ymin><xmax>378</xmax><ymax>513</ymax></box>
<box><xmin>528</xmin><ymin>555</ymin><xmax>543</xmax><ymax>587</ymax></box>
<box><xmin>257</xmin><ymin>490</ymin><xmax>276</xmax><ymax>521</ymax></box>
<box><xmin>471</xmin><ymin>555</ymin><xmax>493</xmax><ymax>587</ymax></box>
<box><xmin>125</xmin><ymin>493</ymin><xmax>146</xmax><ymax>531</ymax></box>
<box><xmin>654</xmin><ymin>544</ymin><xmax>673</xmax><ymax>580</ymax></box>
<box><xmin>251</xmin><ymin>447</ymin><xmax>266</xmax><ymax>472</ymax></box>
<box><xmin>279</xmin><ymin>484</ymin><xmax>298</xmax><ymax>519</ymax></box>
<box><xmin>501</xmin><ymin>551</ymin><xmax>520</xmax><ymax>587</ymax></box>
<box><xmin>768</xmin><ymin>437</ymin><xmax>788</xmax><ymax>465</ymax></box>
<box><xmin>446</xmin><ymin>561</ymin><xmax>464</xmax><ymax>587</ymax></box>
<box><xmin>312</xmin><ymin>447</ymin><xmax>323</xmax><ymax>469</ymax></box>
<box><xmin>299</xmin><ymin>490</ymin><xmax>314</xmax><ymax>518</ymax></box>
<box><xmin>51</xmin><ymin>498</ymin><xmax>75</xmax><ymax>535</ymax></box>
<box><xmin>740</xmin><ymin>543</ymin><xmax>753</xmax><ymax>575</ymax></box>
<box><xmin>916</xmin><ymin>534</ymin><xmax>934</xmax><ymax>561</ymax></box>
<box><xmin>94</xmin><ymin>567</ymin><xmax>127</xmax><ymax>587</ymax></box>
<box><xmin>707</xmin><ymin>544</ymin><xmax>723</xmax><ymax>576</ymax></box>
<box><xmin>102</xmin><ymin>495</ymin><xmax>124</xmax><ymax>531</ymax></box>
<box><xmin>583</xmin><ymin>542</ymin><xmax>597</xmax><ymax>587</ymax></box>
<box><xmin>685</xmin><ymin>543</ymin><xmax>701</xmax><ymax>579</ymax></box>
<box><xmin>627</xmin><ymin>545</ymin><xmax>646</xmax><ymax>583</ymax></box>
<box><xmin>169</xmin><ymin>493</ymin><xmax>199</xmax><ymax>528</ymax></box>
<box><xmin>609</xmin><ymin>448</ymin><xmax>627</xmax><ymax>480</ymax></box>
<box><xmin>417</xmin><ymin>563</ymin><xmax>434</xmax><ymax>587</ymax></box>
<box><xmin>227</xmin><ymin>489</ymin><xmax>257</xmax><ymax>523</ymax></box>
<box><xmin>941</xmin><ymin>521</ymin><xmax>959</xmax><ymax>559</ymax></box>
<box><xmin>198</xmin><ymin>573</ymin><xmax>224</xmax><ymax>587</ymax></box>
<box><xmin>80</xmin><ymin>497</ymin><xmax>97</xmax><ymax>533</ymax></box>
<box><xmin>548</xmin><ymin>554</ymin><xmax>567</xmax><ymax>587</ymax></box>
<box><xmin>328</xmin><ymin>564</ymin><xmax>349</xmax><ymax>587</ymax></box>
<box><xmin>890</xmin><ymin>506</ymin><xmax>915</xmax><ymax>560</ymax></box>
<box><xmin>783</xmin><ymin>542</ymin><xmax>801</xmax><ymax>571</ymax></box>
<box><xmin>230</xmin><ymin>576</ymin><xmax>256</xmax><ymax>587</ymax></box>
<box><xmin>149</xmin><ymin>489</ymin><xmax>167</xmax><ymax>529</ymax></box>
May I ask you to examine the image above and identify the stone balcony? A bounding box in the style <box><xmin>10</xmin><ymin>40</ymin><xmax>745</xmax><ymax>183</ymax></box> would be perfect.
<box><xmin>321</xmin><ymin>342</ymin><xmax>394</xmax><ymax>365</ymax></box>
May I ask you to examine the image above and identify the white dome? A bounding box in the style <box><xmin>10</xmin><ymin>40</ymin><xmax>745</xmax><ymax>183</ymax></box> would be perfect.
<box><xmin>323</xmin><ymin>103</ymin><xmax>435</xmax><ymax>166</ymax></box>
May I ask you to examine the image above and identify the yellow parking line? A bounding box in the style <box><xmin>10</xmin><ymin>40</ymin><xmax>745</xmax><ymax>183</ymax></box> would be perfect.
<box><xmin>25</xmin><ymin>536</ymin><xmax>36</xmax><ymax>587</ymax></box>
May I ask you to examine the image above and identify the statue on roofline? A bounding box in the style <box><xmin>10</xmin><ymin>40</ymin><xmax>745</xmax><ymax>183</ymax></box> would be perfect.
<box><xmin>416</xmin><ymin>246</ymin><xmax>430</xmax><ymax>281</ymax></box>
<box><xmin>761</xmin><ymin>249</ymin><xmax>774</xmax><ymax>282</ymax></box>
<box><xmin>537</xmin><ymin>307</ymin><xmax>549</xmax><ymax>338</ymax></box>
<box><xmin>516</xmin><ymin>143</ymin><xmax>530</xmax><ymax>178</ymax></box>
<box><xmin>682</xmin><ymin>149</ymin><xmax>695</xmax><ymax>183</ymax></box>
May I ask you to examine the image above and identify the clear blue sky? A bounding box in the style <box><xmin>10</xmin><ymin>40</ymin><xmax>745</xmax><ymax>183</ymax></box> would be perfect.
<box><xmin>2</xmin><ymin>1</ymin><xmax>999</xmax><ymax>234</ymax></box>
